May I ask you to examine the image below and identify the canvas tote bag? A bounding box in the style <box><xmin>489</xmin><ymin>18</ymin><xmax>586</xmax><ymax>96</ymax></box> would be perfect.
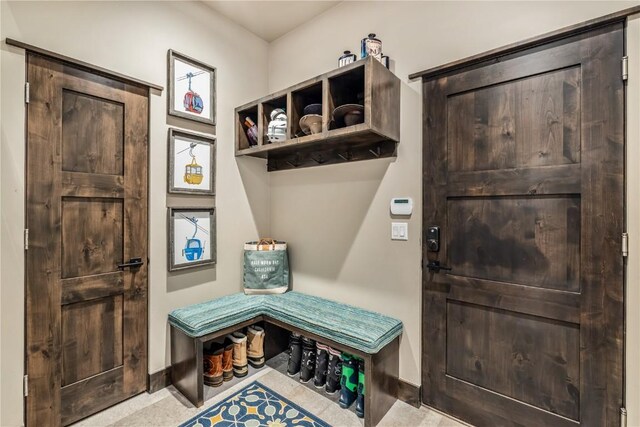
<box><xmin>243</xmin><ymin>238</ymin><xmax>289</xmax><ymax>294</ymax></box>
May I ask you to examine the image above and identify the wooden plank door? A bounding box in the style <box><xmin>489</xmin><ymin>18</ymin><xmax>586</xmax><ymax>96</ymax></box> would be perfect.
<box><xmin>422</xmin><ymin>23</ymin><xmax>624</xmax><ymax>426</ymax></box>
<box><xmin>25</xmin><ymin>54</ymin><xmax>149</xmax><ymax>426</ymax></box>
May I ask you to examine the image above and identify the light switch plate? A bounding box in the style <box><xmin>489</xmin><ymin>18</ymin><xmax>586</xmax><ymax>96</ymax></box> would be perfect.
<box><xmin>391</xmin><ymin>222</ymin><xmax>408</xmax><ymax>241</ymax></box>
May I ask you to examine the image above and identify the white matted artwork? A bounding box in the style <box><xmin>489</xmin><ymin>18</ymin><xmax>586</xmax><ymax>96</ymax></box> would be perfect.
<box><xmin>168</xmin><ymin>128</ymin><xmax>215</xmax><ymax>195</ymax></box>
<box><xmin>168</xmin><ymin>207</ymin><xmax>216</xmax><ymax>271</ymax></box>
<box><xmin>168</xmin><ymin>50</ymin><xmax>216</xmax><ymax>125</ymax></box>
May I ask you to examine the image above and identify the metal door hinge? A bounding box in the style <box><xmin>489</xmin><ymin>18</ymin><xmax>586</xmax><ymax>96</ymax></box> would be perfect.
<box><xmin>621</xmin><ymin>407</ymin><xmax>627</xmax><ymax>427</ymax></box>
<box><xmin>23</xmin><ymin>375</ymin><xmax>28</xmax><ymax>397</ymax></box>
<box><xmin>24</xmin><ymin>82</ymin><xmax>30</xmax><ymax>104</ymax></box>
<box><xmin>622</xmin><ymin>56</ymin><xmax>629</xmax><ymax>81</ymax></box>
<box><xmin>622</xmin><ymin>232</ymin><xmax>629</xmax><ymax>257</ymax></box>
<box><xmin>24</xmin><ymin>229</ymin><xmax>29</xmax><ymax>251</ymax></box>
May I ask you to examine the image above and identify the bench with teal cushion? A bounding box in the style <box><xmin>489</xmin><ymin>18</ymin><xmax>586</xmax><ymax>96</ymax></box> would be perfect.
<box><xmin>169</xmin><ymin>291</ymin><xmax>403</xmax><ymax>427</ymax></box>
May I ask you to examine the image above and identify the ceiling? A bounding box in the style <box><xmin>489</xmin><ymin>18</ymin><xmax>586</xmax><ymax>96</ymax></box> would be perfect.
<box><xmin>202</xmin><ymin>1</ymin><xmax>340</xmax><ymax>42</ymax></box>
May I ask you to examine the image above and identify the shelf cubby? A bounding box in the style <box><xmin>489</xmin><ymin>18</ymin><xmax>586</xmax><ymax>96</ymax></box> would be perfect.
<box><xmin>235</xmin><ymin>57</ymin><xmax>400</xmax><ymax>171</ymax></box>
<box><xmin>236</xmin><ymin>105</ymin><xmax>259</xmax><ymax>150</ymax></box>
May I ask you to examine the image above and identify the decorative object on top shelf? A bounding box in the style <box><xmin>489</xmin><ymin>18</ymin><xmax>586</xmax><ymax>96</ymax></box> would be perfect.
<box><xmin>361</xmin><ymin>33</ymin><xmax>382</xmax><ymax>61</ymax></box>
<box><xmin>168</xmin><ymin>50</ymin><xmax>216</xmax><ymax>126</ymax></box>
<box><xmin>266</xmin><ymin>108</ymin><xmax>287</xmax><ymax>143</ymax></box>
<box><xmin>339</xmin><ymin>50</ymin><xmax>357</xmax><ymax>67</ymax></box>
<box><xmin>303</xmin><ymin>103</ymin><xmax>322</xmax><ymax>115</ymax></box>
<box><xmin>244</xmin><ymin>117</ymin><xmax>259</xmax><ymax>146</ymax></box>
<box><xmin>300</xmin><ymin>114</ymin><xmax>323</xmax><ymax>135</ymax></box>
<box><xmin>167</xmin><ymin>128</ymin><xmax>215</xmax><ymax>195</ymax></box>
<box><xmin>168</xmin><ymin>207</ymin><xmax>216</xmax><ymax>271</ymax></box>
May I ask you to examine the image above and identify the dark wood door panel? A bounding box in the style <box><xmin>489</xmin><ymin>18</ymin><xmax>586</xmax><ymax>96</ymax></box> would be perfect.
<box><xmin>422</xmin><ymin>23</ymin><xmax>624</xmax><ymax>427</ymax></box>
<box><xmin>447</xmin><ymin>196</ymin><xmax>580</xmax><ymax>291</ymax></box>
<box><xmin>26</xmin><ymin>53</ymin><xmax>149</xmax><ymax>426</ymax></box>
<box><xmin>446</xmin><ymin>300</ymin><xmax>580</xmax><ymax>420</ymax></box>
<box><xmin>448</xmin><ymin>66</ymin><xmax>580</xmax><ymax>172</ymax></box>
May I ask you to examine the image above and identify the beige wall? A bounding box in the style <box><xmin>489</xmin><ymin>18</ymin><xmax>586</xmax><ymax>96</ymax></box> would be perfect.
<box><xmin>267</xmin><ymin>0</ymin><xmax>639</xmax><ymax>415</ymax></box>
<box><xmin>0</xmin><ymin>1</ymin><xmax>270</xmax><ymax>425</ymax></box>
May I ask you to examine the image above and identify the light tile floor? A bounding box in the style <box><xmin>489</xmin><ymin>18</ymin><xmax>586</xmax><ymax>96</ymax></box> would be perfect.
<box><xmin>73</xmin><ymin>365</ymin><xmax>468</xmax><ymax>427</ymax></box>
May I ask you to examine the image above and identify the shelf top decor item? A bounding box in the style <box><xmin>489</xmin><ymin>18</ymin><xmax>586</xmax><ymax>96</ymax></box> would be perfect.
<box><xmin>168</xmin><ymin>50</ymin><xmax>216</xmax><ymax>126</ymax></box>
<box><xmin>168</xmin><ymin>207</ymin><xmax>216</xmax><ymax>271</ymax></box>
<box><xmin>167</xmin><ymin>128</ymin><xmax>216</xmax><ymax>195</ymax></box>
<box><xmin>235</xmin><ymin>56</ymin><xmax>400</xmax><ymax>171</ymax></box>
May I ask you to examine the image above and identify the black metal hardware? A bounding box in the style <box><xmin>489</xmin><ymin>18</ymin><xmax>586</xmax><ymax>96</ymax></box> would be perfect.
<box><xmin>426</xmin><ymin>226</ymin><xmax>440</xmax><ymax>252</ymax></box>
<box><xmin>117</xmin><ymin>257</ymin><xmax>144</xmax><ymax>271</ymax></box>
<box><xmin>426</xmin><ymin>260</ymin><xmax>451</xmax><ymax>273</ymax></box>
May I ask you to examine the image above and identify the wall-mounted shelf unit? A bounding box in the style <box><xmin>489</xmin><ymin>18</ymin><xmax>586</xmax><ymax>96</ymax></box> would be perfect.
<box><xmin>235</xmin><ymin>57</ymin><xmax>400</xmax><ymax>171</ymax></box>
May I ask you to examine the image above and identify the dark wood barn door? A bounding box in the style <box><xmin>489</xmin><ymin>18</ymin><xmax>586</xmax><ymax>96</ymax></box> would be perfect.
<box><xmin>422</xmin><ymin>24</ymin><xmax>624</xmax><ymax>426</ymax></box>
<box><xmin>25</xmin><ymin>54</ymin><xmax>149</xmax><ymax>425</ymax></box>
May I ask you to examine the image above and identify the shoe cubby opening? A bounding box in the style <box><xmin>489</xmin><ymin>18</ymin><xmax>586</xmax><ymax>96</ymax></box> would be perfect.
<box><xmin>237</xmin><ymin>105</ymin><xmax>259</xmax><ymax>150</ymax></box>
<box><xmin>261</xmin><ymin>95</ymin><xmax>288</xmax><ymax>144</ymax></box>
<box><xmin>328</xmin><ymin>65</ymin><xmax>366</xmax><ymax>130</ymax></box>
<box><xmin>291</xmin><ymin>82</ymin><xmax>323</xmax><ymax>138</ymax></box>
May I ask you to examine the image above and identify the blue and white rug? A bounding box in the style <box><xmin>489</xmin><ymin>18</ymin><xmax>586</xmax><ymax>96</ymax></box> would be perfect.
<box><xmin>179</xmin><ymin>381</ymin><xmax>331</xmax><ymax>427</ymax></box>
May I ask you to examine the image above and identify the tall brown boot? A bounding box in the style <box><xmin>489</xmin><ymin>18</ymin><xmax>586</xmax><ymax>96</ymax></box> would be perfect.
<box><xmin>222</xmin><ymin>337</ymin><xmax>234</xmax><ymax>381</ymax></box>
<box><xmin>247</xmin><ymin>325</ymin><xmax>265</xmax><ymax>368</ymax></box>
<box><xmin>203</xmin><ymin>342</ymin><xmax>223</xmax><ymax>387</ymax></box>
<box><xmin>228</xmin><ymin>332</ymin><xmax>248</xmax><ymax>377</ymax></box>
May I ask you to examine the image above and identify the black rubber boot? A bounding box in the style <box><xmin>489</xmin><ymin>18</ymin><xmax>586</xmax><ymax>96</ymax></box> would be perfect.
<box><xmin>313</xmin><ymin>343</ymin><xmax>329</xmax><ymax>388</ymax></box>
<box><xmin>287</xmin><ymin>332</ymin><xmax>302</xmax><ymax>376</ymax></box>
<box><xmin>355</xmin><ymin>358</ymin><xmax>365</xmax><ymax>418</ymax></box>
<box><xmin>339</xmin><ymin>353</ymin><xmax>358</xmax><ymax>408</ymax></box>
<box><xmin>299</xmin><ymin>337</ymin><xmax>316</xmax><ymax>383</ymax></box>
<box><xmin>325</xmin><ymin>347</ymin><xmax>342</xmax><ymax>394</ymax></box>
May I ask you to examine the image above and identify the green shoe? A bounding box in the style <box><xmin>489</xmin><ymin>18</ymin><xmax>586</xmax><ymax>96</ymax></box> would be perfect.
<box><xmin>339</xmin><ymin>353</ymin><xmax>358</xmax><ymax>409</ymax></box>
<box><xmin>356</xmin><ymin>358</ymin><xmax>365</xmax><ymax>418</ymax></box>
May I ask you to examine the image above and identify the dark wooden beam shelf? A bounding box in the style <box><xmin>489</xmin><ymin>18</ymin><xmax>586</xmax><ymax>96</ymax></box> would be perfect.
<box><xmin>235</xmin><ymin>57</ymin><xmax>400</xmax><ymax>171</ymax></box>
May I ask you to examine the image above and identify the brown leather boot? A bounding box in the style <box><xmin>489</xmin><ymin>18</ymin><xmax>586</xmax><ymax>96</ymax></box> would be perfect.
<box><xmin>222</xmin><ymin>337</ymin><xmax>234</xmax><ymax>381</ymax></box>
<box><xmin>203</xmin><ymin>342</ymin><xmax>223</xmax><ymax>387</ymax></box>
<box><xmin>228</xmin><ymin>332</ymin><xmax>248</xmax><ymax>377</ymax></box>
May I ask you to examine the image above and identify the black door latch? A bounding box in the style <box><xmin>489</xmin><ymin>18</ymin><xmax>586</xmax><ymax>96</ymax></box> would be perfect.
<box><xmin>117</xmin><ymin>257</ymin><xmax>144</xmax><ymax>270</ymax></box>
<box><xmin>426</xmin><ymin>260</ymin><xmax>452</xmax><ymax>273</ymax></box>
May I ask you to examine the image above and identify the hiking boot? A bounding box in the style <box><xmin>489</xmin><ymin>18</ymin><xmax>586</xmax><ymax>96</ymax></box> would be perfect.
<box><xmin>228</xmin><ymin>332</ymin><xmax>248</xmax><ymax>377</ymax></box>
<box><xmin>287</xmin><ymin>332</ymin><xmax>302</xmax><ymax>376</ymax></box>
<box><xmin>355</xmin><ymin>358</ymin><xmax>365</xmax><ymax>418</ymax></box>
<box><xmin>325</xmin><ymin>347</ymin><xmax>342</xmax><ymax>394</ymax></box>
<box><xmin>222</xmin><ymin>337</ymin><xmax>234</xmax><ymax>381</ymax></box>
<box><xmin>313</xmin><ymin>343</ymin><xmax>329</xmax><ymax>388</ymax></box>
<box><xmin>339</xmin><ymin>353</ymin><xmax>358</xmax><ymax>408</ymax></box>
<box><xmin>203</xmin><ymin>342</ymin><xmax>224</xmax><ymax>387</ymax></box>
<box><xmin>300</xmin><ymin>337</ymin><xmax>316</xmax><ymax>383</ymax></box>
<box><xmin>247</xmin><ymin>325</ymin><xmax>265</xmax><ymax>368</ymax></box>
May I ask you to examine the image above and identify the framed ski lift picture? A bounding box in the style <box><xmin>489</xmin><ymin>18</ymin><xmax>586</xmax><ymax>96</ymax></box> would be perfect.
<box><xmin>168</xmin><ymin>128</ymin><xmax>215</xmax><ymax>195</ymax></box>
<box><xmin>168</xmin><ymin>49</ymin><xmax>216</xmax><ymax>125</ymax></box>
<box><xmin>168</xmin><ymin>207</ymin><xmax>216</xmax><ymax>271</ymax></box>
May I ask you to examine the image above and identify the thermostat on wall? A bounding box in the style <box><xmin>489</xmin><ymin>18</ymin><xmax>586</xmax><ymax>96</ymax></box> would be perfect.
<box><xmin>390</xmin><ymin>197</ymin><xmax>413</xmax><ymax>216</ymax></box>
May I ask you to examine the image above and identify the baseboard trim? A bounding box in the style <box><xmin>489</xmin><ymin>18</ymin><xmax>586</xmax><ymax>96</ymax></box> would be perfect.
<box><xmin>148</xmin><ymin>367</ymin><xmax>172</xmax><ymax>393</ymax></box>
<box><xmin>397</xmin><ymin>378</ymin><xmax>421</xmax><ymax>408</ymax></box>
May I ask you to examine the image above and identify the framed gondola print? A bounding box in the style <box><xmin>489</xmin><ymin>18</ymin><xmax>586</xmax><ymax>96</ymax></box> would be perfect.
<box><xmin>168</xmin><ymin>128</ymin><xmax>215</xmax><ymax>195</ymax></box>
<box><xmin>168</xmin><ymin>50</ymin><xmax>216</xmax><ymax>125</ymax></box>
<box><xmin>168</xmin><ymin>207</ymin><xmax>216</xmax><ymax>271</ymax></box>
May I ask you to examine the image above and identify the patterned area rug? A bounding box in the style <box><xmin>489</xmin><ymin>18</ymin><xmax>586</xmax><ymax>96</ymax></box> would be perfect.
<box><xmin>179</xmin><ymin>381</ymin><xmax>331</xmax><ymax>427</ymax></box>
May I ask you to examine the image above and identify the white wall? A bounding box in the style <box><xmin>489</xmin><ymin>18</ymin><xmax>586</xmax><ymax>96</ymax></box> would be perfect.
<box><xmin>0</xmin><ymin>2</ymin><xmax>270</xmax><ymax>425</ymax></box>
<box><xmin>267</xmin><ymin>0</ymin><xmax>638</xmax><ymax>401</ymax></box>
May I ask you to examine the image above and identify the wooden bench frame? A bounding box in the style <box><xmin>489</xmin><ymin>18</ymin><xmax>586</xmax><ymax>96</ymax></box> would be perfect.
<box><xmin>171</xmin><ymin>314</ymin><xmax>399</xmax><ymax>427</ymax></box>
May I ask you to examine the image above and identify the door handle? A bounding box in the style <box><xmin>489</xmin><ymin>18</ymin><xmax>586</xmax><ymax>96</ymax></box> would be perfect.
<box><xmin>426</xmin><ymin>260</ymin><xmax>452</xmax><ymax>273</ymax></box>
<box><xmin>117</xmin><ymin>257</ymin><xmax>144</xmax><ymax>270</ymax></box>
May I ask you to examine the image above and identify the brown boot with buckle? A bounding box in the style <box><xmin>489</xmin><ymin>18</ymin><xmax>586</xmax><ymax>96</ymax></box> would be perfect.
<box><xmin>222</xmin><ymin>337</ymin><xmax>234</xmax><ymax>381</ymax></box>
<box><xmin>203</xmin><ymin>342</ymin><xmax>224</xmax><ymax>387</ymax></box>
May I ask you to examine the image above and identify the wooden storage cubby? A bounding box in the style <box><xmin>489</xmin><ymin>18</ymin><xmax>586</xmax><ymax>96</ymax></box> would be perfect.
<box><xmin>236</xmin><ymin>105</ymin><xmax>259</xmax><ymax>150</ymax></box>
<box><xmin>235</xmin><ymin>57</ymin><xmax>400</xmax><ymax>171</ymax></box>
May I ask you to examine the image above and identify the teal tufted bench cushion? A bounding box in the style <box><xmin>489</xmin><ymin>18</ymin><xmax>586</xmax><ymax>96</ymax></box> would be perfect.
<box><xmin>169</xmin><ymin>291</ymin><xmax>403</xmax><ymax>354</ymax></box>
